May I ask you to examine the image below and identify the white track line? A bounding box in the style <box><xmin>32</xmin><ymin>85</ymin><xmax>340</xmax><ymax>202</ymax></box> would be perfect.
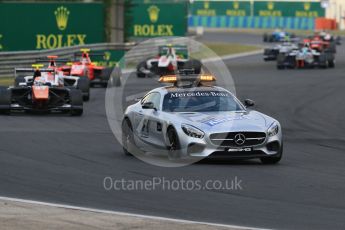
<box><xmin>202</xmin><ymin>50</ymin><xmax>263</xmax><ymax>63</ymax></box>
<box><xmin>0</xmin><ymin>196</ymin><xmax>269</xmax><ymax>230</ymax></box>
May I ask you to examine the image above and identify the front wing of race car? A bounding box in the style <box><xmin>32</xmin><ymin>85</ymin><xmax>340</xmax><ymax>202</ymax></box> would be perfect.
<box><xmin>2</xmin><ymin>86</ymin><xmax>83</xmax><ymax>114</ymax></box>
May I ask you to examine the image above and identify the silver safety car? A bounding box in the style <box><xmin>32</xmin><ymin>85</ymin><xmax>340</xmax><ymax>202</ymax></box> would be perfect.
<box><xmin>122</xmin><ymin>74</ymin><xmax>283</xmax><ymax>164</ymax></box>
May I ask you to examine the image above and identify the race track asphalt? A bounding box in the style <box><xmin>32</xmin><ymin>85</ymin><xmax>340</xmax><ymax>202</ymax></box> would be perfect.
<box><xmin>1</xmin><ymin>33</ymin><xmax>345</xmax><ymax>230</ymax></box>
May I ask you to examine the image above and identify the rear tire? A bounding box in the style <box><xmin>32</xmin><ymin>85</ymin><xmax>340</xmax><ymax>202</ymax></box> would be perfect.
<box><xmin>328</xmin><ymin>59</ymin><xmax>335</xmax><ymax>68</ymax></box>
<box><xmin>77</xmin><ymin>77</ymin><xmax>90</xmax><ymax>101</ymax></box>
<box><xmin>182</xmin><ymin>59</ymin><xmax>202</xmax><ymax>74</ymax></box>
<box><xmin>99</xmin><ymin>68</ymin><xmax>112</xmax><ymax>88</ymax></box>
<box><xmin>277</xmin><ymin>53</ymin><xmax>286</xmax><ymax>70</ymax></box>
<box><xmin>0</xmin><ymin>86</ymin><xmax>11</xmax><ymax>115</ymax></box>
<box><xmin>14</xmin><ymin>75</ymin><xmax>26</xmax><ymax>87</ymax></box>
<box><xmin>137</xmin><ymin>61</ymin><xmax>147</xmax><ymax>78</ymax></box>
<box><xmin>69</xmin><ymin>89</ymin><xmax>83</xmax><ymax>116</ymax></box>
<box><xmin>318</xmin><ymin>54</ymin><xmax>328</xmax><ymax>69</ymax></box>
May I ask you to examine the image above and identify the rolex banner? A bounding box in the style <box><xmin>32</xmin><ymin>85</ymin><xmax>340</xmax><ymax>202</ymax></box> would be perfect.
<box><xmin>253</xmin><ymin>1</ymin><xmax>324</xmax><ymax>17</ymax></box>
<box><xmin>191</xmin><ymin>1</ymin><xmax>251</xmax><ymax>17</ymax></box>
<box><xmin>191</xmin><ymin>1</ymin><xmax>325</xmax><ymax>18</ymax></box>
<box><xmin>0</xmin><ymin>3</ymin><xmax>104</xmax><ymax>51</ymax></box>
<box><xmin>126</xmin><ymin>1</ymin><xmax>188</xmax><ymax>38</ymax></box>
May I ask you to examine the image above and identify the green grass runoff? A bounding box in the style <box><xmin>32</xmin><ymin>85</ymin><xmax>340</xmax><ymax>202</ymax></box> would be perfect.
<box><xmin>126</xmin><ymin>42</ymin><xmax>261</xmax><ymax>68</ymax></box>
<box><xmin>0</xmin><ymin>77</ymin><xmax>13</xmax><ymax>87</ymax></box>
<box><xmin>202</xmin><ymin>42</ymin><xmax>260</xmax><ymax>56</ymax></box>
<box><xmin>191</xmin><ymin>42</ymin><xmax>261</xmax><ymax>60</ymax></box>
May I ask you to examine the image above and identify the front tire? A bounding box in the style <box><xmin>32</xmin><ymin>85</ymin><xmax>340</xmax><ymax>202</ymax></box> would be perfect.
<box><xmin>167</xmin><ymin>127</ymin><xmax>181</xmax><ymax>160</ymax></box>
<box><xmin>122</xmin><ymin>119</ymin><xmax>134</xmax><ymax>156</ymax></box>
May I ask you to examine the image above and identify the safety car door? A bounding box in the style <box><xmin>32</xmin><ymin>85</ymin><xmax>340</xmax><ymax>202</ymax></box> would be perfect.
<box><xmin>136</xmin><ymin>92</ymin><xmax>165</xmax><ymax>148</ymax></box>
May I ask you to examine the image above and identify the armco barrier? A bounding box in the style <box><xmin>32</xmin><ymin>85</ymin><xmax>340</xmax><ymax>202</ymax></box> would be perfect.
<box><xmin>0</xmin><ymin>43</ymin><xmax>132</xmax><ymax>78</ymax></box>
<box><xmin>189</xmin><ymin>16</ymin><xmax>315</xmax><ymax>30</ymax></box>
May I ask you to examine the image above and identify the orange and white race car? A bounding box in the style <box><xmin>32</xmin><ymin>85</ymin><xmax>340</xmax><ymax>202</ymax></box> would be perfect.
<box><xmin>27</xmin><ymin>56</ymin><xmax>91</xmax><ymax>101</ymax></box>
<box><xmin>0</xmin><ymin>64</ymin><xmax>83</xmax><ymax>115</ymax></box>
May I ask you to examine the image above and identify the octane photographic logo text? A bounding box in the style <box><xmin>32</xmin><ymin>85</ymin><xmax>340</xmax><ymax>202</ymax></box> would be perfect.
<box><xmin>103</xmin><ymin>177</ymin><xmax>243</xmax><ymax>192</ymax></box>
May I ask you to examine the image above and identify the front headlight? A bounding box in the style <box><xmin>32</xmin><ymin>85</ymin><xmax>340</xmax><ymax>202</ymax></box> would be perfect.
<box><xmin>181</xmin><ymin>124</ymin><xmax>204</xmax><ymax>139</ymax></box>
<box><xmin>268</xmin><ymin>123</ymin><xmax>279</xmax><ymax>137</ymax></box>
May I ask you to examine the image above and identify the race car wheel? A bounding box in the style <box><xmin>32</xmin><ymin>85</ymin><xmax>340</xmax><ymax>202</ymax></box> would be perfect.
<box><xmin>329</xmin><ymin>42</ymin><xmax>337</xmax><ymax>53</ymax></box>
<box><xmin>276</xmin><ymin>54</ymin><xmax>285</xmax><ymax>69</ymax></box>
<box><xmin>14</xmin><ymin>75</ymin><xmax>26</xmax><ymax>87</ymax></box>
<box><xmin>260</xmin><ymin>144</ymin><xmax>283</xmax><ymax>164</ymax></box>
<box><xmin>100</xmin><ymin>68</ymin><xmax>112</xmax><ymax>87</ymax></box>
<box><xmin>335</xmin><ymin>36</ymin><xmax>341</xmax><ymax>45</ymax></box>
<box><xmin>318</xmin><ymin>54</ymin><xmax>328</xmax><ymax>69</ymax></box>
<box><xmin>111</xmin><ymin>67</ymin><xmax>121</xmax><ymax>87</ymax></box>
<box><xmin>183</xmin><ymin>59</ymin><xmax>202</xmax><ymax>74</ymax></box>
<box><xmin>0</xmin><ymin>86</ymin><xmax>11</xmax><ymax>115</ymax></box>
<box><xmin>122</xmin><ymin>118</ymin><xmax>134</xmax><ymax>156</ymax></box>
<box><xmin>137</xmin><ymin>61</ymin><xmax>147</xmax><ymax>78</ymax></box>
<box><xmin>77</xmin><ymin>77</ymin><xmax>90</xmax><ymax>101</ymax></box>
<box><xmin>263</xmin><ymin>33</ymin><xmax>268</xmax><ymax>42</ymax></box>
<box><xmin>328</xmin><ymin>59</ymin><xmax>335</xmax><ymax>68</ymax></box>
<box><xmin>69</xmin><ymin>89</ymin><xmax>83</xmax><ymax>116</ymax></box>
<box><xmin>167</xmin><ymin>127</ymin><xmax>181</xmax><ymax>160</ymax></box>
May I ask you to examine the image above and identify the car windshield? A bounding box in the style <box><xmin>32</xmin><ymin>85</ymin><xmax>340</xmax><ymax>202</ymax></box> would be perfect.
<box><xmin>162</xmin><ymin>90</ymin><xmax>244</xmax><ymax>112</ymax></box>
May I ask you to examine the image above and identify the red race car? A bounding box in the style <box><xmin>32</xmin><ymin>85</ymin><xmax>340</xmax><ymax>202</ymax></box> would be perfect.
<box><xmin>61</xmin><ymin>49</ymin><xmax>113</xmax><ymax>87</ymax></box>
<box><xmin>302</xmin><ymin>36</ymin><xmax>336</xmax><ymax>53</ymax></box>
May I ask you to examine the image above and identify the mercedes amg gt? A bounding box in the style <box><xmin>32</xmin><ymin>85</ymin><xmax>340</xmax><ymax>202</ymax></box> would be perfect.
<box><xmin>122</xmin><ymin>74</ymin><xmax>283</xmax><ymax>164</ymax></box>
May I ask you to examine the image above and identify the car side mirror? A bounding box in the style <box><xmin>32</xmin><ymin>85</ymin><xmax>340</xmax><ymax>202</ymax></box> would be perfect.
<box><xmin>142</xmin><ymin>102</ymin><xmax>156</xmax><ymax>110</ymax></box>
<box><xmin>244</xmin><ymin>99</ymin><xmax>255</xmax><ymax>107</ymax></box>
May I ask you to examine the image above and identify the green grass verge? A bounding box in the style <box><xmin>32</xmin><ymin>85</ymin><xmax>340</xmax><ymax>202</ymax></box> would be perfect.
<box><xmin>126</xmin><ymin>42</ymin><xmax>261</xmax><ymax>68</ymax></box>
<box><xmin>0</xmin><ymin>77</ymin><xmax>13</xmax><ymax>87</ymax></box>
<box><xmin>201</xmin><ymin>42</ymin><xmax>260</xmax><ymax>56</ymax></box>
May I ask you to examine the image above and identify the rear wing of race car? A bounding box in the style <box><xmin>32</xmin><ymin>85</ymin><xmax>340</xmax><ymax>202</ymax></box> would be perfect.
<box><xmin>14</xmin><ymin>68</ymin><xmax>55</xmax><ymax>78</ymax></box>
<box><xmin>73</xmin><ymin>51</ymin><xmax>106</xmax><ymax>61</ymax></box>
<box><xmin>158</xmin><ymin>45</ymin><xmax>189</xmax><ymax>59</ymax></box>
<box><xmin>35</xmin><ymin>57</ymin><xmax>70</xmax><ymax>63</ymax></box>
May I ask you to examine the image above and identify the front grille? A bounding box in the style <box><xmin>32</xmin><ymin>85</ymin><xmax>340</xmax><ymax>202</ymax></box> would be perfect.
<box><xmin>209</xmin><ymin>132</ymin><xmax>266</xmax><ymax>147</ymax></box>
<box><xmin>208</xmin><ymin>150</ymin><xmax>266</xmax><ymax>158</ymax></box>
